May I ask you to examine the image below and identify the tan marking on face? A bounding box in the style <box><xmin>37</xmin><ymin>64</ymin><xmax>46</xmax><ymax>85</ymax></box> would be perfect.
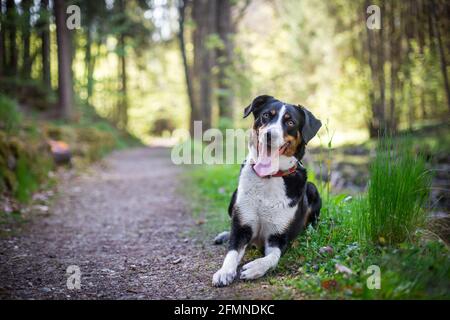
<box><xmin>284</xmin><ymin>113</ymin><xmax>291</xmax><ymax>120</ymax></box>
<box><xmin>270</xmin><ymin>109</ymin><xmax>276</xmax><ymax>115</ymax></box>
<box><xmin>283</xmin><ymin>131</ymin><xmax>302</xmax><ymax>157</ymax></box>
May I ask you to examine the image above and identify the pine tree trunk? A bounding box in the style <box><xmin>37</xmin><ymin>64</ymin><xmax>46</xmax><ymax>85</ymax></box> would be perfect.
<box><xmin>119</xmin><ymin>34</ymin><xmax>128</xmax><ymax>128</ymax></box>
<box><xmin>216</xmin><ymin>0</ymin><xmax>235</xmax><ymax>121</ymax></box>
<box><xmin>117</xmin><ymin>0</ymin><xmax>128</xmax><ymax>129</ymax></box>
<box><xmin>85</xmin><ymin>24</ymin><xmax>95</xmax><ymax>104</ymax></box>
<box><xmin>431</xmin><ymin>0</ymin><xmax>450</xmax><ymax>113</ymax></box>
<box><xmin>40</xmin><ymin>0</ymin><xmax>51</xmax><ymax>90</ymax></box>
<box><xmin>54</xmin><ymin>0</ymin><xmax>74</xmax><ymax>119</ymax></box>
<box><xmin>192</xmin><ymin>0</ymin><xmax>216</xmax><ymax>133</ymax></box>
<box><xmin>5</xmin><ymin>0</ymin><xmax>17</xmax><ymax>76</ymax></box>
<box><xmin>21</xmin><ymin>0</ymin><xmax>32</xmax><ymax>79</ymax></box>
<box><xmin>178</xmin><ymin>0</ymin><xmax>197</xmax><ymax>135</ymax></box>
<box><xmin>0</xmin><ymin>1</ymin><xmax>5</xmax><ymax>77</ymax></box>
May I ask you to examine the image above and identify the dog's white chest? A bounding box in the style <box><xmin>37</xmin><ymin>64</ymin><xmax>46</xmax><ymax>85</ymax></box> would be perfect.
<box><xmin>235</xmin><ymin>164</ymin><xmax>297</xmax><ymax>239</ymax></box>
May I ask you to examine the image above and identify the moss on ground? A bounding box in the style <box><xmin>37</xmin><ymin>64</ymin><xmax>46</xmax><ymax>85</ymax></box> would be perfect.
<box><xmin>0</xmin><ymin>94</ymin><xmax>142</xmax><ymax>223</ymax></box>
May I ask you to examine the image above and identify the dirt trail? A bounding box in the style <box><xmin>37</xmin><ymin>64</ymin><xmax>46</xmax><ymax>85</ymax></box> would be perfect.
<box><xmin>0</xmin><ymin>148</ymin><xmax>267</xmax><ymax>299</ymax></box>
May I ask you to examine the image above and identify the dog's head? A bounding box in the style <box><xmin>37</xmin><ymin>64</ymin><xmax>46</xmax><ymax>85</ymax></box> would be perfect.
<box><xmin>244</xmin><ymin>95</ymin><xmax>321</xmax><ymax>176</ymax></box>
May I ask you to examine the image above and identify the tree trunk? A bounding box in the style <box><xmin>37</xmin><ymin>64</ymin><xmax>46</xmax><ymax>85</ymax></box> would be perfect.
<box><xmin>365</xmin><ymin>0</ymin><xmax>386</xmax><ymax>137</ymax></box>
<box><xmin>40</xmin><ymin>0</ymin><xmax>51</xmax><ymax>90</ymax></box>
<box><xmin>192</xmin><ymin>0</ymin><xmax>216</xmax><ymax>134</ymax></box>
<box><xmin>5</xmin><ymin>0</ymin><xmax>17</xmax><ymax>76</ymax></box>
<box><xmin>85</xmin><ymin>23</ymin><xmax>95</xmax><ymax>104</ymax></box>
<box><xmin>21</xmin><ymin>0</ymin><xmax>32</xmax><ymax>79</ymax></box>
<box><xmin>54</xmin><ymin>0</ymin><xmax>74</xmax><ymax>119</ymax></box>
<box><xmin>178</xmin><ymin>0</ymin><xmax>197</xmax><ymax>134</ymax></box>
<box><xmin>118</xmin><ymin>34</ymin><xmax>128</xmax><ymax>129</ymax></box>
<box><xmin>117</xmin><ymin>0</ymin><xmax>128</xmax><ymax>129</ymax></box>
<box><xmin>216</xmin><ymin>0</ymin><xmax>235</xmax><ymax>121</ymax></box>
<box><xmin>377</xmin><ymin>1</ymin><xmax>386</xmax><ymax>133</ymax></box>
<box><xmin>417</xmin><ymin>0</ymin><xmax>427</xmax><ymax>118</ymax></box>
<box><xmin>0</xmin><ymin>0</ymin><xmax>5</xmax><ymax>77</ymax></box>
<box><xmin>431</xmin><ymin>0</ymin><xmax>450</xmax><ymax>113</ymax></box>
<box><xmin>388</xmin><ymin>0</ymin><xmax>399</xmax><ymax>134</ymax></box>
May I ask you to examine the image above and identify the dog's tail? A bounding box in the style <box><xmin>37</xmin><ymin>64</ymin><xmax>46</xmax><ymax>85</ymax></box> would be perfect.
<box><xmin>213</xmin><ymin>231</ymin><xmax>230</xmax><ymax>245</ymax></box>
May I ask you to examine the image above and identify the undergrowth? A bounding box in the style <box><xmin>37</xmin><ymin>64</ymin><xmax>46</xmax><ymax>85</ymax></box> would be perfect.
<box><xmin>0</xmin><ymin>94</ymin><xmax>142</xmax><ymax>221</ymax></box>
<box><xmin>186</xmin><ymin>134</ymin><xmax>449</xmax><ymax>299</ymax></box>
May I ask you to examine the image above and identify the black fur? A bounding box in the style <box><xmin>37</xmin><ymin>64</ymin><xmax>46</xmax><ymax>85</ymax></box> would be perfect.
<box><xmin>228</xmin><ymin>211</ymin><xmax>253</xmax><ymax>251</ymax></box>
<box><xmin>213</xmin><ymin>95</ymin><xmax>322</xmax><ymax>286</ymax></box>
<box><xmin>282</xmin><ymin>165</ymin><xmax>307</xmax><ymax>208</ymax></box>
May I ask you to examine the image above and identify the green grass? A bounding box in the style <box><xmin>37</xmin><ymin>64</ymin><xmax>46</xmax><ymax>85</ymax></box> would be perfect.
<box><xmin>1</xmin><ymin>96</ymin><xmax>142</xmax><ymax>213</ymax></box>
<box><xmin>185</xmin><ymin>137</ymin><xmax>449</xmax><ymax>299</ymax></box>
<box><xmin>184</xmin><ymin>164</ymin><xmax>240</xmax><ymax>235</ymax></box>
<box><xmin>357</xmin><ymin>137</ymin><xmax>433</xmax><ymax>244</ymax></box>
<box><xmin>0</xmin><ymin>95</ymin><xmax>22</xmax><ymax>133</ymax></box>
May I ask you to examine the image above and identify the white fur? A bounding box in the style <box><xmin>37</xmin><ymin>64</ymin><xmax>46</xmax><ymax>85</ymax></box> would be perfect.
<box><xmin>236</xmin><ymin>160</ymin><xmax>298</xmax><ymax>240</ymax></box>
<box><xmin>240</xmin><ymin>245</ymin><xmax>281</xmax><ymax>280</ymax></box>
<box><xmin>212</xmin><ymin>106</ymin><xmax>301</xmax><ymax>286</ymax></box>
<box><xmin>212</xmin><ymin>247</ymin><xmax>246</xmax><ymax>286</ymax></box>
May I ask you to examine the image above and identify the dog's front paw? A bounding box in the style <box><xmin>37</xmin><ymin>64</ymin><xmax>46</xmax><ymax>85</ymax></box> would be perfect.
<box><xmin>240</xmin><ymin>259</ymin><xmax>268</xmax><ymax>280</ymax></box>
<box><xmin>212</xmin><ymin>268</ymin><xmax>236</xmax><ymax>287</ymax></box>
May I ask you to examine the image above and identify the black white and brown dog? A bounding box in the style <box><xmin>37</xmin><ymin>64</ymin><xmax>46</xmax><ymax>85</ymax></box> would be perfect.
<box><xmin>212</xmin><ymin>95</ymin><xmax>322</xmax><ymax>287</ymax></box>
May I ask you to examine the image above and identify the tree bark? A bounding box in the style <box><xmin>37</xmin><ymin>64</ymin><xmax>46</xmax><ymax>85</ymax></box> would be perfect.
<box><xmin>365</xmin><ymin>0</ymin><xmax>387</xmax><ymax>137</ymax></box>
<box><xmin>85</xmin><ymin>23</ymin><xmax>95</xmax><ymax>104</ymax></box>
<box><xmin>192</xmin><ymin>0</ymin><xmax>216</xmax><ymax>133</ymax></box>
<box><xmin>376</xmin><ymin>1</ymin><xmax>386</xmax><ymax>132</ymax></box>
<box><xmin>5</xmin><ymin>0</ymin><xmax>17</xmax><ymax>76</ymax></box>
<box><xmin>39</xmin><ymin>0</ymin><xmax>51</xmax><ymax>90</ymax></box>
<box><xmin>431</xmin><ymin>0</ymin><xmax>450</xmax><ymax>113</ymax></box>
<box><xmin>21</xmin><ymin>0</ymin><xmax>32</xmax><ymax>79</ymax></box>
<box><xmin>0</xmin><ymin>0</ymin><xmax>5</xmax><ymax>77</ymax></box>
<box><xmin>117</xmin><ymin>0</ymin><xmax>128</xmax><ymax>129</ymax></box>
<box><xmin>54</xmin><ymin>0</ymin><xmax>74</xmax><ymax>119</ymax></box>
<box><xmin>216</xmin><ymin>0</ymin><xmax>235</xmax><ymax>120</ymax></box>
<box><xmin>178</xmin><ymin>0</ymin><xmax>197</xmax><ymax>134</ymax></box>
<box><xmin>388</xmin><ymin>0</ymin><xmax>399</xmax><ymax>133</ymax></box>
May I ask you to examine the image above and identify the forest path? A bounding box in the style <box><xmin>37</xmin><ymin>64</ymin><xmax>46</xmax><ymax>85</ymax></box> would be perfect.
<box><xmin>0</xmin><ymin>147</ymin><xmax>267</xmax><ymax>299</ymax></box>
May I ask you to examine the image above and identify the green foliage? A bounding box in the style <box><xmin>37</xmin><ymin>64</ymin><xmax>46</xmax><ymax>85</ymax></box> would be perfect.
<box><xmin>0</xmin><ymin>95</ymin><xmax>22</xmax><ymax>133</ymax></box>
<box><xmin>183</xmin><ymin>164</ymin><xmax>240</xmax><ymax>234</ymax></box>
<box><xmin>0</xmin><ymin>96</ymin><xmax>141</xmax><ymax>207</ymax></box>
<box><xmin>358</xmin><ymin>136</ymin><xmax>433</xmax><ymax>244</ymax></box>
<box><xmin>0</xmin><ymin>126</ymin><xmax>54</xmax><ymax>204</ymax></box>
<box><xmin>186</xmin><ymin>141</ymin><xmax>446</xmax><ymax>298</ymax></box>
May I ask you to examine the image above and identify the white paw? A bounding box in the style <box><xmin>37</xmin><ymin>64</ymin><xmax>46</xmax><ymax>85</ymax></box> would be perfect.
<box><xmin>212</xmin><ymin>268</ymin><xmax>236</xmax><ymax>287</ymax></box>
<box><xmin>240</xmin><ymin>259</ymin><xmax>269</xmax><ymax>280</ymax></box>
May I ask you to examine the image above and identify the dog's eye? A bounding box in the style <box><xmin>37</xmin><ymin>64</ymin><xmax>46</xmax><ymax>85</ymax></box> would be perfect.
<box><xmin>286</xmin><ymin>120</ymin><xmax>294</xmax><ymax>127</ymax></box>
<box><xmin>262</xmin><ymin>113</ymin><xmax>270</xmax><ymax>119</ymax></box>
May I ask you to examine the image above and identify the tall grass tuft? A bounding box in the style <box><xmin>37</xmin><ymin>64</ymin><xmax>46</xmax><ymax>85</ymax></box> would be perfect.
<box><xmin>358</xmin><ymin>136</ymin><xmax>432</xmax><ymax>244</ymax></box>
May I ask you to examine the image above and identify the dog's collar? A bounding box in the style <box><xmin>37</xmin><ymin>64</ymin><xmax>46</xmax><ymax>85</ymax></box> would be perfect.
<box><xmin>252</xmin><ymin>161</ymin><xmax>303</xmax><ymax>178</ymax></box>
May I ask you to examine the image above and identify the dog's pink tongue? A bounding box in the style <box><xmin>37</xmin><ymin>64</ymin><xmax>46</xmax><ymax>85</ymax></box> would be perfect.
<box><xmin>254</xmin><ymin>145</ymin><xmax>279</xmax><ymax>177</ymax></box>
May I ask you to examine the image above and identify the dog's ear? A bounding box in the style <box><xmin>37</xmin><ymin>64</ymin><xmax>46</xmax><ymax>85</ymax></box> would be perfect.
<box><xmin>243</xmin><ymin>95</ymin><xmax>273</xmax><ymax>118</ymax></box>
<box><xmin>298</xmin><ymin>105</ymin><xmax>322</xmax><ymax>144</ymax></box>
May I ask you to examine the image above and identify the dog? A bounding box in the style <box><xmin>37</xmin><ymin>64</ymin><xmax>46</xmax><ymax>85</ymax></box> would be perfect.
<box><xmin>212</xmin><ymin>95</ymin><xmax>322</xmax><ymax>287</ymax></box>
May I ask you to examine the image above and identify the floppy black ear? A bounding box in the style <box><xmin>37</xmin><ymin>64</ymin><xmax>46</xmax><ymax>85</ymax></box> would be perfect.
<box><xmin>243</xmin><ymin>95</ymin><xmax>273</xmax><ymax>118</ymax></box>
<box><xmin>299</xmin><ymin>105</ymin><xmax>322</xmax><ymax>144</ymax></box>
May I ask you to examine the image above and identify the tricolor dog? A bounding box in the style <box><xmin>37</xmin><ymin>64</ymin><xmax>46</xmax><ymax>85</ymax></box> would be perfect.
<box><xmin>212</xmin><ymin>95</ymin><xmax>322</xmax><ymax>287</ymax></box>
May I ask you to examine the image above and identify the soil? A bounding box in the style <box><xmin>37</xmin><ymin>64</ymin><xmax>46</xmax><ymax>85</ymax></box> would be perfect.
<box><xmin>0</xmin><ymin>148</ymin><xmax>272</xmax><ymax>299</ymax></box>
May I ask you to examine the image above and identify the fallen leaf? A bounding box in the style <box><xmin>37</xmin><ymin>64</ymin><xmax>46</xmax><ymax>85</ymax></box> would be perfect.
<box><xmin>321</xmin><ymin>279</ymin><xmax>338</xmax><ymax>290</ymax></box>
